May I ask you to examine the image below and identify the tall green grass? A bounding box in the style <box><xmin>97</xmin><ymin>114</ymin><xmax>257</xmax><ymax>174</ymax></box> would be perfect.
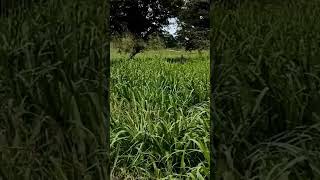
<box><xmin>111</xmin><ymin>50</ymin><xmax>210</xmax><ymax>179</ymax></box>
<box><xmin>212</xmin><ymin>0</ymin><xmax>320</xmax><ymax>179</ymax></box>
<box><xmin>0</xmin><ymin>0</ymin><xmax>110</xmax><ymax>179</ymax></box>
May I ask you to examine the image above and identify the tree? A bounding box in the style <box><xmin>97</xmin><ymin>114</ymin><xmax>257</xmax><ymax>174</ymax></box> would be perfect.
<box><xmin>110</xmin><ymin>0</ymin><xmax>183</xmax><ymax>59</ymax></box>
<box><xmin>176</xmin><ymin>0</ymin><xmax>210</xmax><ymax>51</ymax></box>
<box><xmin>160</xmin><ymin>31</ymin><xmax>179</xmax><ymax>49</ymax></box>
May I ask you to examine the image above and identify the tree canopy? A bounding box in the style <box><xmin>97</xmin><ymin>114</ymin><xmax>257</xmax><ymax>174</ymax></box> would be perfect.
<box><xmin>111</xmin><ymin>0</ymin><xmax>184</xmax><ymax>58</ymax></box>
<box><xmin>110</xmin><ymin>0</ymin><xmax>209</xmax><ymax>58</ymax></box>
<box><xmin>111</xmin><ymin>0</ymin><xmax>183</xmax><ymax>39</ymax></box>
<box><xmin>176</xmin><ymin>0</ymin><xmax>210</xmax><ymax>51</ymax></box>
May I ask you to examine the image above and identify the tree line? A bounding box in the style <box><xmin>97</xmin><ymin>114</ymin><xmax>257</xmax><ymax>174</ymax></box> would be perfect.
<box><xmin>111</xmin><ymin>0</ymin><xmax>210</xmax><ymax>58</ymax></box>
<box><xmin>2</xmin><ymin>0</ymin><xmax>211</xmax><ymax>58</ymax></box>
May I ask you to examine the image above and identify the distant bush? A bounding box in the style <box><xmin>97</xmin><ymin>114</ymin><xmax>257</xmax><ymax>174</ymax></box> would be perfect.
<box><xmin>112</xmin><ymin>33</ymin><xmax>168</xmax><ymax>52</ymax></box>
<box><xmin>111</xmin><ymin>33</ymin><xmax>135</xmax><ymax>53</ymax></box>
<box><xmin>146</xmin><ymin>34</ymin><xmax>165</xmax><ymax>50</ymax></box>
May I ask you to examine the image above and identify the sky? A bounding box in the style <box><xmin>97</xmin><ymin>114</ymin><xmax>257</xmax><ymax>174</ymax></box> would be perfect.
<box><xmin>162</xmin><ymin>18</ymin><xmax>179</xmax><ymax>37</ymax></box>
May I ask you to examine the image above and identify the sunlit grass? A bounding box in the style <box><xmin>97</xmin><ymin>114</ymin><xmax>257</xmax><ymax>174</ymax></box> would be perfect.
<box><xmin>111</xmin><ymin>49</ymin><xmax>210</xmax><ymax>179</ymax></box>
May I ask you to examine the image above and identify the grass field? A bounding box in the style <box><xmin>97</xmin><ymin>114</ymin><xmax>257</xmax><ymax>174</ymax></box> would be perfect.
<box><xmin>0</xmin><ymin>1</ymin><xmax>109</xmax><ymax>179</ymax></box>
<box><xmin>110</xmin><ymin>49</ymin><xmax>210</xmax><ymax>179</ymax></box>
<box><xmin>2</xmin><ymin>0</ymin><xmax>320</xmax><ymax>179</ymax></box>
<box><xmin>212</xmin><ymin>0</ymin><xmax>320</xmax><ymax>179</ymax></box>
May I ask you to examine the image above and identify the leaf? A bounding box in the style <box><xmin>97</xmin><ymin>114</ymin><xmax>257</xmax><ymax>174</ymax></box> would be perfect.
<box><xmin>252</xmin><ymin>87</ymin><xmax>269</xmax><ymax>116</ymax></box>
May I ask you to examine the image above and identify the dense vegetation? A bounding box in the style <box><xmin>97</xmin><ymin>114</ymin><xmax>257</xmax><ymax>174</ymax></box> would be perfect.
<box><xmin>0</xmin><ymin>0</ymin><xmax>109</xmax><ymax>179</ymax></box>
<box><xmin>110</xmin><ymin>0</ymin><xmax>210</xmax><ymax>58</ymax></box>
<box><xmin>110</xmin><ymin>49</ymin><xmax>210</xmax><ymax>179</ymax></box>
<box><xmin>212</xmin><ymin>0</ymin><xmax>320</xmax><ymax>179</ymax></box>
<box><xmin>176</xmin><ymin>0</ymin><xmax>209</xmax><ymax>51</ymax></box>
<box><xmin>2</xmin><ymin>0</ymin><xmax>320</xmax><ymax>179</ymax></box>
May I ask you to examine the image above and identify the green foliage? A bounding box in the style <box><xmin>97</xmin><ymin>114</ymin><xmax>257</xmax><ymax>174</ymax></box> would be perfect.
<box><xmin>110</xmin><ymin>0</ymin><xmax>183</xmax><ymax>39</ymax></box>
<box><xmin>212</xmin><ymin>0</ymin><xmax>320</xmax><ymax>179</ymax></box>
<box><xmin>146</xmin><ymin>35</ymin><xmax>166</xmax><ymax>50</ymax></box>
<box><xmin>0</xmin><ymin>0</ymin><xmax>32</xmax><ymax>16</ymax></box>
<box><xmin>161</xmin><ymin>32</ymin><xmax>180</xmax><ymax>49</ymax></box>
<box><xmin>111</xmin><ymin>0</ymin><xmax>186</xmax><ymax>58</ymax></box>
<box><xmin>111</xmin><ymin>49</ymin><xmax>210</xmax><ymax>179</ymax></box>
<box><xmin>177</xmin><ymin>0</ymin><xmax>209</xmax><ymax>51</ymax></box>
<box><xmin>111</xmin><ymin>33</ymin><xmax>136</xmax><ymax>54</ymax></box>
<box><xmin>0</xmin><ymin>0</ymin><xmax>110</xmax><ymax>179</ymax></box>
<box><xmin>112</xmin><ymin>33</ymin><xmax>176</xmax><ymax>53</ymax></box>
